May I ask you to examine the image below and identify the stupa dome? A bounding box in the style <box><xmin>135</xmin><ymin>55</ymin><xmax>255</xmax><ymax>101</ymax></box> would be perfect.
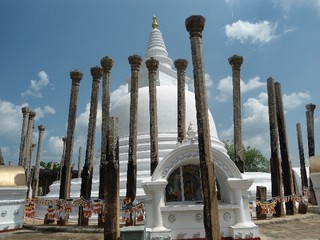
<box><xmin>110</xmin><ymin>85</ymin><xmax>219</xmax><ymax>139</ymax></box>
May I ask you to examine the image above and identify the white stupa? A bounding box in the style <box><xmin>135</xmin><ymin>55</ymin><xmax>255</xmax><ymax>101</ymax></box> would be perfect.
<box><xmin>42</xmin><ymin>16</ymin><xmax>261</xmax><ymax>240</ymax></box>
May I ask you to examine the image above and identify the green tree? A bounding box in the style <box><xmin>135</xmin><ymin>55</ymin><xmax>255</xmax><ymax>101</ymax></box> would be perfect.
<box><xmin>223</xmin><ymin>140</ymin><xmax>269</xmax><ymax>172</ymax></box>
<box><xmin>40</xmin><ymin>161</ymin><xmax>60</xmax><ymax>170</ymax></box>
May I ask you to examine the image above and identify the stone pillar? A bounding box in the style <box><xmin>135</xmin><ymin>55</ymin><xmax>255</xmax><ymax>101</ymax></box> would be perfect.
<box><xmin>126</xmin><ymin>54</ymin><xmax>142</xmax><ymax>201</ymax></box>
<box><xmin>229</xmin><ymin>55</ymin><xmax>244</xmax><ymax>173</ymax></box>
<box><xmin>306</xmin><ymin>103</ymin><xmax>317</xmax><ymax>204</ymax></box>
<box><xmin>77</xmin><ymin>146</ymin><xmax>82</xmax><ymax>178</ymax></box>
<box><xmin>275</xmin><ymin>82</ymin><xmax>295</xmax><ymax>215</ymax></box>
<box><xmin>185</xmin><ymin>15</ymin><xmax>220</xmax><ymax>240</ymax></box>
<box><xmin>267</xmin><ymin>78</ymin><xmax>284</xmax><ymax>217</ymax></box>
<box><xmin>18</xmin><ymin>107</ymin><xmax>30</xmax><ymax>167</ymax></box>
<box><xmin>146</xmin><ymin>57</ymin><xmax>159</xmax><ymax>176</ymax></box>
<box><xmin>59</xmin><ymin>137</ymin><xmax>67</xmax><ymax>180</ymax></box>
<box><xmin>24</xmin><ymin>111</ymin><xmax>36</xmax><ymax>170</ymax></box>
<box><xmin>98</xmin><ymin>56</ymin><xmax>113</xmax><ymax>227</ymax></box>
<box><xmin>306</xmin><ymin>104</ymin><xmax>316</xmax><ymax>157</ymax></box>
<box><xmin>0</xmin><ymin>148</ymin><xmax>4</xmax><ymax>165</ymax></box>
<box><xmin>26</xmin><ymin>143</ymin><xmax>36</xmax><ymax>198</ymax></box>
<box><xmin>104</xmin><ymin>117</ymin><xmax>120</xmax><ymax>240</ymax></box>
<box><xmin>59</xmin><ymin>70</ymin><xmax>83</xmax><ymax>225</ymax></box>
<box><xmin>79</xmin><ymin>66</ymin><xmax>102</xmax><ymax>226</ymax></box>
<box><xmin>32</xmin><ymin>125</ymin><xmax>45</xmax><ymax>198</ymax></box>
<box><xmin>296</xmin><ymin>123</ymin><xmax>308</xmax><ymax>192</ymax></box>
<box><xmin>142</xmin><ymin>179</ymin><xmax>171</xmax><ymax>239</ymax></box>
<box><xmin>174</xmin><ymin>59</ymin><xmax>188</xmax><ymax>144</ymax></box>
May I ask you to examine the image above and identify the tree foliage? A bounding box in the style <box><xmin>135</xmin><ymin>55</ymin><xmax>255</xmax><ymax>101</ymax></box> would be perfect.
<box><xmin>223</xmin><ymin>140</ymin><xmax>269</xmax><ymax>172</ymax></box>
<box><xmin>40</xmin><ymin>161</ymin><xmax>60</xmax><ymax>170</ymax></box>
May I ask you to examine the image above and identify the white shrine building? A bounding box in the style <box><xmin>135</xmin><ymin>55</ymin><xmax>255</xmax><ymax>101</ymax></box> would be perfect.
<box><xmin>44</xmin><ymin>17</ymin><xmax>260</xmax><ymax>240</ymax></box>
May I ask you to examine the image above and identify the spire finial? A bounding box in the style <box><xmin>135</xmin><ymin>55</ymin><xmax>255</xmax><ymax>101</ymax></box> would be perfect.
<box><xmin>152</xmin><ymin>15</ymin><xmax>158</xmax><ymax>29</ymax></box>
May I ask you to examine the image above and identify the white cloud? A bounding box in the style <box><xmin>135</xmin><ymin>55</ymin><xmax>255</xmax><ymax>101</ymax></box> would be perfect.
<box><xmin>47</xmin><ymin>136</ymin><xmax>64</xmax><ymax>156</ymax></box>
<box><xmin>21</xmin><ymin>71</ymin><xmax>50</xmax><ymax>98</ymax></box>
<box><xmin>219</xmin><ymin>89</ymin><xmax>312</xmax><ymax>159</ymax></box>
<box><xmin>220</xmin><ymin>92</ymin><xmax>270</xmax><ymax>156</ymax></box>
<box><xmin>205</xmin><ymin>73</ymin><xmax>214</xmax><ymax>97</ymax></box>
<box><xmin>110</xmin><ymin>84</ymin><xmax>128</xmax><ymax>109</ymax></box>
<box><xmin>225</xmin><ymin>20</ymin><xmax>278</xmax><ymax>44</ymax></box>
<box><xmin>0</xmin><ymin>100</ymin><xmax>27</xmax><ymax>140</ymax></box>
<box><xmin>216</xmin><ymin>76</ymin><xmax>265</xmax><ymax>102</ymax></box>
<box><xmin>34</xmin><ymin>105</ymin><xmax>56</xmax><ymax>119</ymax></box>
<box><xmin>273</xmin><ymin>0</ymin><xmax>320</xmax><ymax>15</ymax></box>
<box><xmin>283</xmin><ymin>92</ymin><xmax>311</xmax><ymax>109</ymax></box>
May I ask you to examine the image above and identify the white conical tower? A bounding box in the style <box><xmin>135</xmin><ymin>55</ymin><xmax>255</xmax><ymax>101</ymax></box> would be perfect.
<box><xmin>145</xmin><ymin>16</ymin><xmax>173</xmax><ymax>68</ymax></box>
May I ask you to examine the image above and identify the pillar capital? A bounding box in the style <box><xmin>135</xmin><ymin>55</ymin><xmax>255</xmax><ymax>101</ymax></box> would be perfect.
<box><xmin>38</xmin><ymin>125</ymin><xmax>45</xmax><ymax>132</ymax></box>
<box><xmin>22</xmin><ymin>107</ymin><xmax>30</xmax><ymax>115</ymax></box>
<box><xmin>145</xmin><ymin>57</ymin><xmax>159</xmax><ymax>72</ymax></box>
<box><xmin>29</xmin><ymin>111</ymin><xmax>36</xmax><ymax>119</ymax></box>
<box><xmin>306</xmin><ymin>103</ymin><xmax>316</xmax><ymax>113</ymax></box>
<box><xmin>228</xmin><ymin>54</ymin><xmax>244</xmax><ymax>70</ymax></box>
<box><xmin>174</xmin><ymin>59</ymin><xmax>188</xmax><ymax>71</ymax></box>
<box><xmin>90</xmin><ymin>66</ymin><xmax>102</xmax><ymax>80</ymax></box>
<box><xmin>100</xmin><ymin>56</ymin><xmax>113</xmax><ymax>73</ymax></box>
<box><xmin>128</xmin><ymin>54</ymin><xmax>142</xmax><ymax>71</ymax></box>
<box><xmin>185</xmin><ymin>15</ymin><xmax>205</xmax><ymax>38</ymax></box>
<box><xmin>70</xmin><ymin>70</ymin><xmax>83</xmax><ymax>85</ymax></box>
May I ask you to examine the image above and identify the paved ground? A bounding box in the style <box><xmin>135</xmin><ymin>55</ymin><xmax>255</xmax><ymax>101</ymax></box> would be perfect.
<box><xmin>1</xmin><ymin>213</ymin><xmax>320</xmax><ymax>239</ymax></box>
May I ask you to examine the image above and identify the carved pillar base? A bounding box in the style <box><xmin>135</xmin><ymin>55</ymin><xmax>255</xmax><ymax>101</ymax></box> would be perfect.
<box><xmin>142</xmin><ymin>179</ymin><xmax>171</xmax><ymax>240</ymax></box>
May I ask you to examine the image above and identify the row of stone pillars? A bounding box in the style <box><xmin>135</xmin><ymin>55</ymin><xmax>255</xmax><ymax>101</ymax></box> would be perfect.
<box><xmin>228</xmin><ymin>53</ymin><xmax>316</xmax><ymax>217</ymax></box>
<box><xmin>18</xmin><ymin>107</ymin><xmax>48</xmax><ymax>198</ymax></box>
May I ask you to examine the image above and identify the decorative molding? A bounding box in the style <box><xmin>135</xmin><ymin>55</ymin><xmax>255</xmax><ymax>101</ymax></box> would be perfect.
<box><xmin>1</xmin><ymin>210</ymin><xmax>7</xmax><ymax>217</ymax></box>
<box><xmin>216</xmin><ymin>158</ymin><xmax>233</xmax><ymax>177</ymax></box>
<box><xmin>223</xmin><ymin>212</ymin><xmax>231</xmax><ymax>222</ymax></box>
<box><xmin>195</xmin><ymin>213</ymin><xmax>203</xmax><ymax>223</ymax></box>
<box><xmin>168</xmin><ymin>214</ymin><xmax>176</xmax><ymax>223</ymax></box>
<box><xmin>161</xmin><ymin>151</ymin><xmax>234</xmax><ymax>178</ymax></box>
<box><xmin>245</xmin><ymin>232</ymin><xmax>254</xmax><ymax>238</ymax></box>
<box><xmin>161</xmin><ymin>152</ymin><xmax>198</xmax><ymax>178</ymax></box>
<box><xmin>176</xmin><ymin>233</ymin><xmax>187</xmax><ymax>239</ymax></box>
<box><xmin>151</xmin><ymin>236</ymin><xmax>171</xmax><ymax>240</ymax></box>
<box><xmin>0</xmin><ymin>200</ymin><xmax>25</xmax><ymax>206</ymax></box>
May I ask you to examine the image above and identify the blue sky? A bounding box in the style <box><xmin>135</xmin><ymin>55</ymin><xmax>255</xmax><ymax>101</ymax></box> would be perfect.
<box><xmin>1</xmin><ymin>0</ymin><xmax>320</xmax><ymax>168</ymax></box>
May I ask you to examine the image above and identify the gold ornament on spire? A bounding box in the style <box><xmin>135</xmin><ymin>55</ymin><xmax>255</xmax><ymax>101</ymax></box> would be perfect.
<box><xmin>152</xmin><ymin>16</ymin><xmax>158</xmax><ymax>29</ymax></box>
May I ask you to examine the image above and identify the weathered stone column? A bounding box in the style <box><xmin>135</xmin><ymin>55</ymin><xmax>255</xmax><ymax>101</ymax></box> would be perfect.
<box><xmin>306</xmin><ymin>104</ymin><xmax>316</xmax><ymax>157</ymax></box>
<box><xmin>275</xmin><ymin>82</ymin><xmax>295</xmax><ymax>215</ymax></box>
<box><xmin>174</xmin><ymin>59</ymin><xmax>188</xmax><ymax>144</ymax></box>
<box><xmin>104</xmin><ymin>117</ymin><xmax>120</xmax><ymax>240</ymax></box>
<box><xmin>98</xmin><ymin>56</ymin><xmax>113</xmax><ymax>226</ymax></box>
<box><xmin>185</xmin><ymin>15</ymin><xmax>220</xmax><ymax>240</ymax></box>
<box><xmin>296</xmin><ymin>123</ymin><xmax>308</xmax><ymax>192</ymax></box>
<box><xmin>59</xmin><ymin>137</ymin><xmax>67</xmax><ymax>180</ymax></box>
<box><xmin>24</xmin><ymin>111</ymin><xmax>36</xmax><ymax>170</ymax></box>
<box><xmin>146</xmin><ymin>57</ymin><xmax>159</xmax><ymax>175</ymax></box>
<box><xmin>58</xmin><ymin>69</ymin><xmax>83</xmax><ymax>226</ymax></box>
<box><xmin>19</xmin><ymin>107</ymin><xmax>30</xmax><ymax>167</ymax></box>
<box><xmin>26</xmin><ymin>143</ymin><xmax>36</xmax><ymax>198</ymax></box>
<box><xmin>79</xmin><ymin>66</ymin><xmax>102</xmax><ymax>226</ymax></box>
<box><xmin>32</xmin><ymin>125</ymin><xmax>45</xmax><ymax>198</ymax></box>
<box><xmin>126</xmin><ymin>54</ymin><xmax>142</xmax><ymax>201</ymax></box>
<box><xmin>267</xmin><ymin>78</ymin><xmax>284</xmax><ymax>217</ymax></box>
<box><xmin>229</xmin><ymin>54</ymin><xmax>244</xmax><ymax>173</ymax></box>
<box><xmin>306</xmin><ymin>103</ymin><xmax>317</xmax><ymax>204</ymax></box>
<box><xmin>0</xmin><ymin>148</ymin><xmax>4</xmax><ymax>165</ymax></box>
<box><xmin>77</xmin><ymin>146</ymin><xmax>82</xmax><ymax>178</ymax></box>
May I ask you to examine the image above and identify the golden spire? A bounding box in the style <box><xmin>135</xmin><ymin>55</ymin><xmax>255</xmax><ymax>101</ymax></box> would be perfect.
<box><xmin>152</xmin><ymin>15</ymin><xmax>158</xmax><ymax>29</ymax></box>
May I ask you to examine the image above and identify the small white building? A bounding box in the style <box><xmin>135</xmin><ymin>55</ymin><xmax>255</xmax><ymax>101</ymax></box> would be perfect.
<box><xmin>0</xmin><ymin>166</ymin><xmax>27</xmax><ymax>232</ymax></box>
